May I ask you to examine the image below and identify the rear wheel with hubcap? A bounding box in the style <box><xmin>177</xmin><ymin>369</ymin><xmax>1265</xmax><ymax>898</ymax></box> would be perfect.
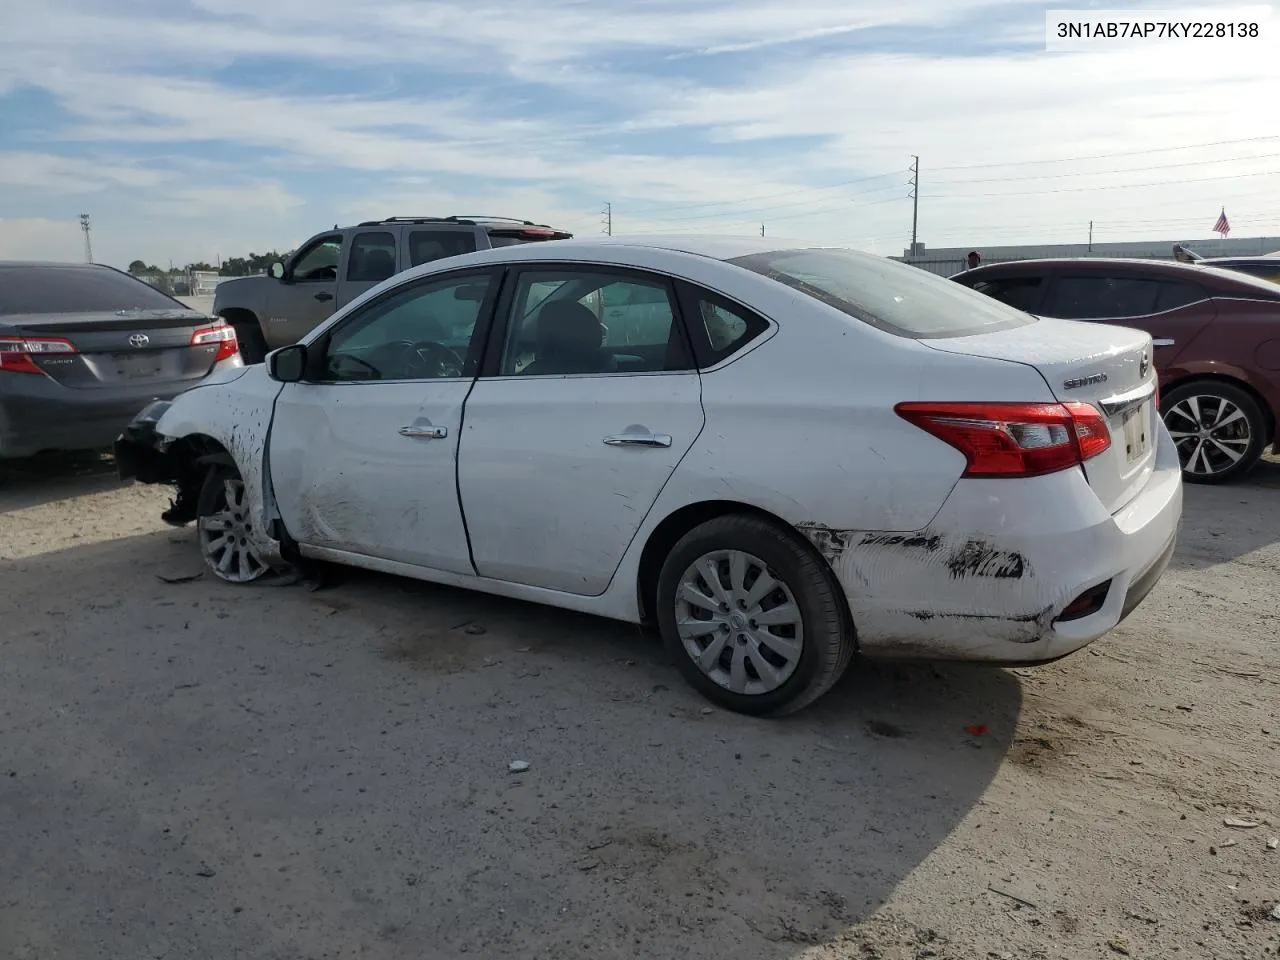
<box><xmin>197</xmin><ymin>464</ymin><xmax>271</xmax><ymax>583</ymax></box>
<box><xmin>656</xmin><ymin>515</ymin><xmax>855</xmax><ymax>716</ymax></box>
<box><xmin>1161</xmin><ymin>381</ymin><xmax>1266</xmax><ymax>484</ymax></box>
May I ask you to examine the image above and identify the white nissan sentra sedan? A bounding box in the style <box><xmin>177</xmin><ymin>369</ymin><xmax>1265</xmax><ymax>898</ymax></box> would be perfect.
<box><xmin>115</xmin><ymin>236</ymin><xmax>1182</xmax><ymax>716</ymax></box>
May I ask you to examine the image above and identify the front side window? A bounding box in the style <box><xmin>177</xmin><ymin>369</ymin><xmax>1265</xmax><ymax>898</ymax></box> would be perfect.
<box><xmin>291</xmin><ymin>236</ymin><xmax>343</xmax><ymax>282</ymax></box>
<box><xmin>969</xmin><ymin>276</ymin><xmax>1044</xmax><ymax>312</ymax></box>
<box><xmin>347</xmin><ymin>232</ymin><xmax>398</xmax><ymax>282</ymax></box>
<box><xmin>320</xmin><ymin>274</ymin><xmax>492</xmax><ymax>382</ymax></box>
<box><xmin>499</xmin><ymin>271</ymin><xmax>688</xmax><ymax>376</ymax></box>
<box><xmin>1041</xmin><ymin>276</ymin><xmax>1161</xmax><ymax>320</ymax></box>
<box><xmin>729</xmin><ymin>248</ymin><xmax>1034</xmax><ymax>339</ymax></box>
<box><xmin>409</xmin><ymin>230</ymin><xmax>478</xmax><ymax>267</ymax></box>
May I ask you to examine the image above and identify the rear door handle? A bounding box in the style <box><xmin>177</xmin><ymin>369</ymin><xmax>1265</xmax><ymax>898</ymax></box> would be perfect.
<box><xmin>603</xmin><ymin>433</ymin><xmax>672</xmax><ymax>448</ymax></box>
<box><xmin>1152</xmin><ymin>338</ymin><xmax>1175</xmax><ymax>347</ymax></box>
<box><xmin>314</xmin><ymin>291</ymin><xmax>334</xmax><ymax>302</ymax></box>
<box><xmin>400</xmin><ymin>425</ymin><xmax>448</xmax><ymax>439</ymax></box>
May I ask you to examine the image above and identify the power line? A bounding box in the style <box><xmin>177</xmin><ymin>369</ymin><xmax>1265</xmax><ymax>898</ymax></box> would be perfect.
<box><xmin>618</xmin><ymin>169</ymin><xmax>903</xmax><ymax>215</ymax></box>
<box><xmin>634</xmin><ymin>181</ymin><xmax>906</xmax><ymax>224</ymax></box>
<box><xmin>929</xmin><ymin>134</ymin><xmax>1280</xmax><ymax>172</ymax></box>
<box><xmin>930</xmin><ymin>151</ymin><xmax>1280</xmax><ymax>186</ymax></box>
<box><xmin>924</xmin><ymin>167</ymin><xmax>1280</xmax><ymax>201</ymax></box>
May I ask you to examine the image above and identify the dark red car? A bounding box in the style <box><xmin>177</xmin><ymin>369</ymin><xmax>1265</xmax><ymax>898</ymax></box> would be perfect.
<box><xmin>953</xmin><ymin>258</ymin><xmax>1280</xmax><ymax>483</ymax></box>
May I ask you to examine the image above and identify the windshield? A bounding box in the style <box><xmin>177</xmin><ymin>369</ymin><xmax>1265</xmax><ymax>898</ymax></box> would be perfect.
<box><xmin>0</xmin><ymin>265</ymin><xmax>189</xmax><ymax>316</ymax></box>
<box><xmin>728</xmin><ymin>248</ymin><xmax>1036</xmax><ymax>339</ymax></box>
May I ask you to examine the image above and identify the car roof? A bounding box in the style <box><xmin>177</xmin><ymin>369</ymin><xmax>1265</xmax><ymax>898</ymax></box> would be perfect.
<box><xmin>0</xmin><ymin>261</ymin><xmax>112</xmax><ymax>269</ymax></box>
<box><xmin>445</xmin><ymin>233</ymin><xmax>851</xmax><ymax>263</ymax></box>
<box><xmin>961</xmin><ymin>256</ymin><xmax>1280</xmax><ymax>298</ymax></box>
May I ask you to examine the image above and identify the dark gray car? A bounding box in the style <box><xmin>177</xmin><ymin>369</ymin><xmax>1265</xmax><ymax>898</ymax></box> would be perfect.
<box><xmin>0</xmin><ymin>262</ymin><xmax>242</xmax><ymax>459</ymax></box>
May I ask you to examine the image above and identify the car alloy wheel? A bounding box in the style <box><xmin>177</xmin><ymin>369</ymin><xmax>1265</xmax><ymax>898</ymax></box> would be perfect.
<box><xmin>198</xmin><ymin>468</ymin><xmax>270</xmax><ymax>583</ymax></box>
<box><xmin>1161</xmin><ymin>380</ymin><xmax>1266</xmax><ymax>484</ymax></box>
<box><xmin>674</xmin><ymin>549</ymin><xmax>805</xmax><ymax>695</ymax></box>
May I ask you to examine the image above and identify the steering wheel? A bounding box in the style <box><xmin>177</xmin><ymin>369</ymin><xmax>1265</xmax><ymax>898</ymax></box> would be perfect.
<box><xmin>379</xmin><ymin>340</ymin><xmax>464</xmax><ymax>379</ymax></box>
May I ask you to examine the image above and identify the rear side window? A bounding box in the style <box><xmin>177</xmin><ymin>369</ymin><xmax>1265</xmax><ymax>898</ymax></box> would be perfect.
<box><xmin>728</xmin><ymin>248</ymin><xmax>1034</xmax><ymax>339</ymax></box>
<box><xmin>1041</xmin><ymin>276</ymin><xmax>1161</xmax><ymax>320</ymax></box>
<box><xmin>675</xmin><ymin>284</ymin><xmax>768</xmax><ymax>367</ymax></box>
<box><xmin>0</xmin><ymin>266</ymin><xmax>186</xmax><ymax>315</ymax></box>
<box><xmin>347</xmin><ymin>232</ymin><xmax>398</xmax><ymax>282</ymax></box>
<box><xmin>409</xmin><ymin>230</ymin><xmax>478</xmax><ymax>266</ymax></box>
<box><xmin>1154</xmin><ymin>281</ymin><xmax>1206</xmax><ymax>312</ymax></box>
<box><xmin>969</xmin><ymin>276</ymin><xmax>1044</xmax><ymax>312</ymax></box>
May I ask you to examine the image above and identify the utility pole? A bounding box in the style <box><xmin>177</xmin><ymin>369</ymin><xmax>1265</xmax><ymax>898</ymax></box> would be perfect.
<box><xmin>602</xmin><ymin>202</ymin><xmax>612</xmax><ymax>236</ymax></box>
<box><xmin>760</xmin><ymin>223</ymin><xmax>765</xmax><ymax>238</ymax></box>
<box><xmin>908</xmin><ymin>156</ymin><xmax>920</xmax><ymax>257</ymax></box>
<box><xmin>79</xmin><ymin>213</ymin><xmax>93</xmax><ymax>263</ymax></box>
<box><xmin>1088</xmin><ymin>220</ymin><xmax>1093</xmax><ymax>252</ymax></box>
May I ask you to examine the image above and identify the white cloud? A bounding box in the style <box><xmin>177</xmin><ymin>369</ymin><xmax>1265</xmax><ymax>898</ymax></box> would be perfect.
<box><xmin>2</xmin><ymin>0</ymin><xmax>1278</xmax><ymax>266</ymax></box>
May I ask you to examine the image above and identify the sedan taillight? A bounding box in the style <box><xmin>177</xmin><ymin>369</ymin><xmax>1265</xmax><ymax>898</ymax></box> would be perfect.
<box><xmin>0</xmin><ymin>336</ymin><xmax>77</xmax><ymax>375</ymax></box>
<box><xmin>190</xmin><ymin>321</ymin><xmax>239</xmax><ymax>363</ymax></box>
<box><xmin>895</xmin><ymin>401</ymin><xmax>1111</xmax><ymax>478</ymax></box>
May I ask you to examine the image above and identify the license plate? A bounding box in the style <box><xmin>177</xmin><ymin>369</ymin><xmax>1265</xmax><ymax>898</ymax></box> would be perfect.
<box><xmin>115</xmin><ymin>353</ymin><xmax>162</xmax><ymax>379</ymax></box>
<box><xmin>1121</xmin><ymin>403</ymin><xmax>1150</xmax><ymax>464</ymax></box>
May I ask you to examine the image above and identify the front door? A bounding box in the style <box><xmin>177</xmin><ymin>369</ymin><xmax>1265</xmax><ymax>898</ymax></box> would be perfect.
<box><xmin>266</xmin><ymin>233</ymin><xmax>344</xmax><ymax>347</ymax></box>
<box><xmin>269</xmin><ymin>268</ymin><xmax>500</xmax><ymax>573</ymax></box>
<box><xmin>458</xmin><ymin>265</ymin><xmax>705</xmax><ymax>596</ymax></box>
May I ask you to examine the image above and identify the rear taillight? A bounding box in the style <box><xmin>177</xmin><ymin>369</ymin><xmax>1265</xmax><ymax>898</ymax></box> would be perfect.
<box><xmin>190</xmin><ymin>321</ymin><xmax>238</xmax><ymax>363</ymax></box>
<box><xmin>895</xmin><ymin>401</ymin><xmax>1111</xmax><ymax>478</ymax></box>
<box><xmin>0</xmin><ymin>336</ymin><xmax>76</xmax><ymax>375</ymax></box>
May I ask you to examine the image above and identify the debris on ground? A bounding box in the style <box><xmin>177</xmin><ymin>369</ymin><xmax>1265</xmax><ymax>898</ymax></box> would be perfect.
<box><xmin>1266</xmin><ymin>838</ymin><xmax>1278</xmax><ymax>851</ymax></box>
<box><xmin>508</xmin><ymin>760</ymin><xmax>530</xmax><ymax>773</ymax></box>
<box><xmin>157</xmin><ymin>572</ymin><xmax>202</xmax><ymax>584</ymax></box>
<box><xmin>1107</xmin><ymin>934</ymin><xmax>1131</xmax><ymax>955</ymax></box>
<box><xmin>1224</xmin><ymin>817</ymin><xmax>1263</xmax><ymax>829</ymax></box>
<box><xmin>464</xmin><ymin>624</ymin><xmax>487</xmax><ymax>635</ymax></box>
<box><xmin>1270</xmin><ymin>904</ymin><xmax>1280</xmax><ymax>921</ymax></box>
<box><xmin>964</xmin><ymin>724</ymin><xmax>989</xmax><ymax>736</ymax></box>
<box><xmin>700</xmin><ymin>706</ymin><xmax>713</xmax><ymax>715</ymax></box>
<box><xmin>195</xmin><ymin>863</ymin><xmax>216</xmax><ymax>878</ymax></box>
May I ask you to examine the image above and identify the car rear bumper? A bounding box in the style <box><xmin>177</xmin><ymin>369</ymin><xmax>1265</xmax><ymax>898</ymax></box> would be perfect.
<box><xmin>0</xmin><ymin>368</ymin><xmax>231</xmax><ymax>459</ymax></box>
<box><xmin>820</xmin><ymin>420</ymin><xmax>1184</xmax><ymax>664</ymax></box>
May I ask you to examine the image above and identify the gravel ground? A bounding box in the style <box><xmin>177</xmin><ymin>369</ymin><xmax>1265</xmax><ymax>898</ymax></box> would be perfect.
<box><xmin>1</xmin><ymin>455</ymin><xmax>1277</xmax><ymax>960</ymax></box>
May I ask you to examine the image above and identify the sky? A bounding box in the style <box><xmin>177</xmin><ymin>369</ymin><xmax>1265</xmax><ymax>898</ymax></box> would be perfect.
<box><xmin>1</xmin><ymin>0</ymin><xmax>1278</xmax><ymax>268</ymax></box>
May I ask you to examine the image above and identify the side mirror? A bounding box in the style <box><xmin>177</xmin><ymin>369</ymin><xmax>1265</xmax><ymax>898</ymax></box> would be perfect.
<box><xmin>266</xmin><ymin>344</ymin><xmax>307</xmax><ymax>382</ymax></box>
<box><xmin>270</xmin><ymin>262</ymin><xmax>286</xmax><ymax>280</ymax></box>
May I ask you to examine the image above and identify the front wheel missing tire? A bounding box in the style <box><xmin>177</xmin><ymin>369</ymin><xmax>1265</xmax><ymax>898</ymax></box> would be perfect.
<box><xmin>196</xmin><ymin>464</ymin><xmax>272</xmax><ymax>583</ymax></box>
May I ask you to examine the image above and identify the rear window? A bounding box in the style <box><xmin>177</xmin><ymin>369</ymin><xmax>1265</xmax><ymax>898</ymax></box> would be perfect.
<box><xmin>728</xmin><ymin>249</ymin><xmax>1035</xmax><ymax>339</ymax></box>
<box><xmin>0</xmin><ymin>265</ymin><xmax>186</xmax><ymax>316</ymax></box>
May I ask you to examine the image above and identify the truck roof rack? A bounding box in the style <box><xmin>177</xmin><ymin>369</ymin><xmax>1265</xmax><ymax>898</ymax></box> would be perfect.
<box><xmin>446</xmin><ymin>215</ymin><xmax>539</xmax><ymax>226</ymax></box>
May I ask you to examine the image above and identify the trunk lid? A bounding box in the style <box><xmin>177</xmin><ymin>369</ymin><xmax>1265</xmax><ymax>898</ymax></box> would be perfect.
<box><xmin>3</xmin><ymin>309</ymin><xmax>223</xmax><ymax>388</ymax></box>
<box><xmin>921</xmin><ymin>317</ymin><xmax>1158</xmax><ymax>514</ymax></box>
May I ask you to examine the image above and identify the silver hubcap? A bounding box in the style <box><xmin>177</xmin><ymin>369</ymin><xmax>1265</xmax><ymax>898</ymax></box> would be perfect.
<box><xmin>1165</xmin><ymin>395</ymin><xmax>1251</xmax><ymax>476</ymax></box>
<box><xmin>674</xmin><ymin>549</ymin><xmax>804</xmax><ymax>696</ymax></box>
<box><xmin>198</xmin><ymin>478</ymin><xmax>268</xmax><ymax>583</ymax></box>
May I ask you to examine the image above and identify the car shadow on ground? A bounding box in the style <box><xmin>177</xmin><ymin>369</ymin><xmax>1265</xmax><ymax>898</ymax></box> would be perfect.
<box><xmin>2</xmin><ymin>530</ymin><xmax>1021</xmax><ymax>960</ymax></box>
<box><xmin>1170</xmin><ymin>454</ymin><xmax>1280</xmax><ymax>572</ymax></box>
<box><xmin>0</xmin><ymin>451</ymin><xmax>121</xmax><ymax>513</ymax></box>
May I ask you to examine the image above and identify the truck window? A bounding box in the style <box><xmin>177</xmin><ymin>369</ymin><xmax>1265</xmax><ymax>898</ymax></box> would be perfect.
<box><xmin>409</xmin><ymin>230</ymin><xmax>478</xmax><ymax>267</ymax></box>
<box><xmin>347</xmin><ymin>232</ymin><xmax>398</xmax><ymax>282</ymax></box>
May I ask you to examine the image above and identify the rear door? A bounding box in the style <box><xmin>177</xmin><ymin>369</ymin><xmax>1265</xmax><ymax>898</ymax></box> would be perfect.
<box><xmin>266</xmin><ymin>233</ymin><xmax>343</xmax><ymax>346</ymax></box>
<box><xmin>407</xmin><ymin>227</ymin><xmax>480</xmax><ymax>268</ymax></box>
<box><xmin>1038</xmin><ymin>270</ymin><xmax>1215</xmax><ymax>369</ymax></box>
<box><xmin>457</xmin><ymin>264</ymin><xmax>704</xmax><ymax>596</ymax></box>
<box><xmin>336</xmin><ymin>227</ymin><xmax>403</xmax><ymax>309</ymax></box>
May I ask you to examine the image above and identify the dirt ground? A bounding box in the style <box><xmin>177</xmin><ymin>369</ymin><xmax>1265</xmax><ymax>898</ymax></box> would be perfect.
<box><xmin>1</xmin><ymin>454</ymin><xmax>1277</xmax><ymax>960</ymax></box>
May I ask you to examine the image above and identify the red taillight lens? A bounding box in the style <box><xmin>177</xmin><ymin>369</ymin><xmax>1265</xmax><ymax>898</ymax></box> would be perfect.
<box><xmin>190</xmin><ymin>321</ymin><xmax>238</xmax><ymax>363</ymax></box>
<box><xmin>895</xmin><ymin>401</ymin><xmax>1112</xmax><ymax>478</ymax></box>
<box><xmin>0</xmin><ymin>336</ymin><xmax>76</xmax><ymax>375</ymax></box>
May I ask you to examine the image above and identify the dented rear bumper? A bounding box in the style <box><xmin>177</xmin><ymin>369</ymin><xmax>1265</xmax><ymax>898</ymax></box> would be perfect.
<box><xmin>806</xmin><ymin>421</ymin><xmax>1184</xmax><ymax>665</ymax></box>
<box><xmin>113</xmin><ymin>401</ymin><xmax>176</xmax><ymax>483</ymax></box>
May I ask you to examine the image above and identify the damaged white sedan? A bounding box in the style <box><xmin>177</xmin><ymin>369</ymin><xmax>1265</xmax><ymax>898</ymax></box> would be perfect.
<box><xmin>115</xmin><ymin>236</ymin><xmax>1182</xmax><ymax>716</ymax></box>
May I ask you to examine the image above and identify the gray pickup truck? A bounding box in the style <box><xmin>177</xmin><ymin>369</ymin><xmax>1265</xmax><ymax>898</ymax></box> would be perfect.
<box><xmin>213</xmin><ymin>215</ymin><xmax>573</xmax><ymax>362</ymax></box>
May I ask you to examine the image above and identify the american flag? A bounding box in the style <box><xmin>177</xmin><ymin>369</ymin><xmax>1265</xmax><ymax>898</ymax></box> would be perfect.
<box><xmin>1213</xmin><ymin>208</ymin><xmax>1230</xmax><ymax>237</ymax></box>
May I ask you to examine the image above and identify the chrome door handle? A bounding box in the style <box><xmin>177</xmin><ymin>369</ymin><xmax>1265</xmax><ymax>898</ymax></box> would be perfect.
<box><xmin>603</xmin><ymin>433</ymin><xmax>672</xmax><ymax>448</ymax></box>
<box><xmin>1152</xmin><ymin>338</ymin><xmax>1175</xmax><ymax>347</ymax></box>
<box><xmin>399</xmin><ymin>425</ymin><xmax>447</xmax><ymax>439</ymax></box>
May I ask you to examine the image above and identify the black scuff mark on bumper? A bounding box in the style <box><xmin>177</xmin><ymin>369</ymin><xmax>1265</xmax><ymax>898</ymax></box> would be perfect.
<box><xmin>794</xmin><ymin>522</ymin><xmax>851</xmax><ymax>564</ymax></box>
<box><xmin>945</xmin><ymin>539</ymin><xmax>1029</xmax><ymax>580</ymax></box>
<box><xmin>904</xmin><ymin>604</ymin><xmax>1054</xmax><ymax>642</ymax></box>
<box><xmin>859</xmin><ymin>532</ymin><xmax>943</xmax><ymax>552</ymax></box>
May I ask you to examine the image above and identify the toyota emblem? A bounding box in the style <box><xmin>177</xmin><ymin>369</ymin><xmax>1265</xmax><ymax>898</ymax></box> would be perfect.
<box><xmin>128</xmin><ymin>333</ymin><xmax>150</xmax><ymax>348</ymax></box>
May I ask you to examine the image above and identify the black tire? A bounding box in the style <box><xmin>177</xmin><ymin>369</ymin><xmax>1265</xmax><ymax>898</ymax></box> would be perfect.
<box><xmin>1161</xmin><ymin>380</ymin><xmax>1267</xmax><ymax>485</ymax></box>
<box><xmin>231</xmin><ymin>321</ymin><xmax>269</xmax><ymax>365</ymax></box>
<box><xmin>655</xmin><ymin>515</ymin><xmax>855</xmax><ymax>717</ymax></box>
